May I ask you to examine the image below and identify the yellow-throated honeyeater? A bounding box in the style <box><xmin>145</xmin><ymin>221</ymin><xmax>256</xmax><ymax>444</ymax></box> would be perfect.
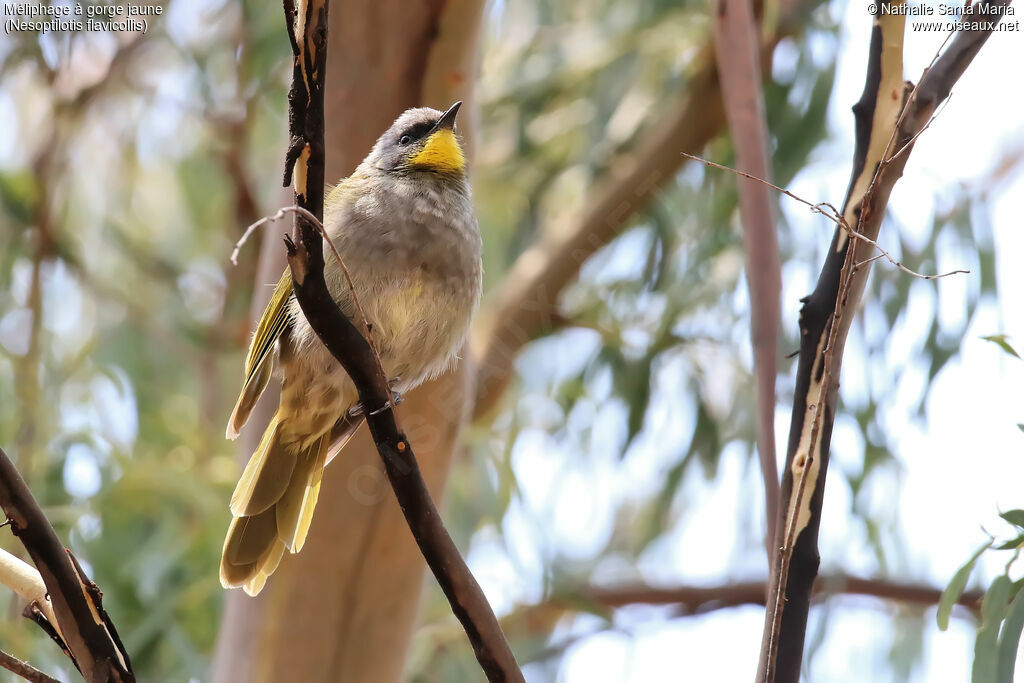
<box><xmin>221</xmin><ymin>102</ymin><xmax>482</xmax><ymax>596</ymax></box>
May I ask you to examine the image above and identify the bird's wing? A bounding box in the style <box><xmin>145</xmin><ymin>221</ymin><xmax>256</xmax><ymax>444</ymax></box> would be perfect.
<box><xmin>325</xmin><ymin>411</ymin><xmax>366</xmax><ymax>466</ymax></box>
<box><xmin>226</xmin><ymin>271</ymin><xmax>293</xmax><ymax>439</ymax></box>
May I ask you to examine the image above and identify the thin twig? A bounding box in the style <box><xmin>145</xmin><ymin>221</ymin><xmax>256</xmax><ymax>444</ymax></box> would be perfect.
<box><xmin>683</xmin><ymin>153</ymin><xmax>969</xmax><ymax>281</ymax></box>
<box><xmin>887</xmin><ymin>95</ymin><xmax>952</xmax><ymax>166</ymax></box>
<box><xmin>0</xmin><ymin>648</ymin><xmax>59</xmax><ymax>683</ymax></box>
<box><xmin>874</xmin><ymin>29</ymin><xmax>954</xmax><ymax>181</ymax></box>
<box><xmin>232</xmin><ymin>205</ymin><xmax>394</xmax><ymax>408</ymax></box>
<box><xmin>230</xmin><ymin>205</ymin><xmax>318</xmax><ymax>266</ymax></box>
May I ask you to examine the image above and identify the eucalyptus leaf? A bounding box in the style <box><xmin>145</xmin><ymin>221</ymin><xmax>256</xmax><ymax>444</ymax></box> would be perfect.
<box><xmin>1000</xmin><ymin>510</ymin><xmax>1024</xmax><ymax>531</ymax></box>
<box><xmin>981</xmin><ymin>335</ymin><xmax>1021</xmax><ymax>360</ymax></box>
<box><xmin>996</xmin><ymin>583</ymin><xmax>1024</xmax><ymax>683</ymax></box>
<box><xmin>973</xmin><ymin>575</ymin><xmax>1013</xmax><ymax>683</ymax></box>
<box><xmin>995</xmin><ymin>536</ymin><xmax>1024</xmax><ymax>551</ymax></box>
<box><xmin>939</xmin><ymin>541</ymin><xmax>993</xmax><ymax>631</ymax></box>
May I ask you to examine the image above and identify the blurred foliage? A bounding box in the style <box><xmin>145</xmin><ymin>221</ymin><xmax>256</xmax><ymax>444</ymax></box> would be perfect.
<box><xmin>939</xmin><ymin>511</ymin><xmax>1024</xmax><ymax>683</ymax></box>
<box><xmin>940</xmin><ymin>329</ymin><xmax>1024</xmax><ymax>683</ymax></box>
<box><xmin>0</xmin><ymin>0</ymin><xmax>287</xmax><ymax>676</ymax></box>
<box><xmin>0</xmin><ymin>0</ymin><xmax>1014</xmax><ymax>680</ymax></box>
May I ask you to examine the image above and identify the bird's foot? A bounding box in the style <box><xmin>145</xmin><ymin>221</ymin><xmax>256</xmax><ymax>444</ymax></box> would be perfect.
<box><xmin>348</xmin><ymin>389</ymin><xmax>404</xmax><ymax>418</ymax></box>
<box><xmin>369</xmin><ymin>391</ymin><xmax>403</xmax><ymax>415</ymax></box>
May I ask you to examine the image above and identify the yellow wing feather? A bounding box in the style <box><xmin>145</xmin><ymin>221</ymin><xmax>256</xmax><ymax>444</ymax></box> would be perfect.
<box><xmin>226</xmin><ymin>272</ymin><xmax>294</xmax><ymax>439</ymax></box>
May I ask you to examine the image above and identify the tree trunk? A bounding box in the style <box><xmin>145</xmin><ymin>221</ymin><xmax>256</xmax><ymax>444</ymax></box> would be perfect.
<box><xmin>211</xmin><ymin>2</ymin><xmax>485</xmax><ymax>680</ymax></box>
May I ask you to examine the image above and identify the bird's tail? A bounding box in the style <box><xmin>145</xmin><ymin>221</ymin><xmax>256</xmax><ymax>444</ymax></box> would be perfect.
<box><xmin>220</xmin><ymin>413</ymin><xmax>329</xmax><ymax>596</ymax></box>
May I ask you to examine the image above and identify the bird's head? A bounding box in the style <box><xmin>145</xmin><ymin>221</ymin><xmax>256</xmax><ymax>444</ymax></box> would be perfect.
<box><xmin>369</xmin><ymin>102</ymin><xmax>466</xmax><ymax>176</ymax></box>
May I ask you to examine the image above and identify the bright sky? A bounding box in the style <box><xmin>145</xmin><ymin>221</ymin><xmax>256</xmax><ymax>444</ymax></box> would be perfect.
<box><xmin>468</xmin><ymin>2</ymin><xmax>1024</xmax><ymax>681</ymax></box>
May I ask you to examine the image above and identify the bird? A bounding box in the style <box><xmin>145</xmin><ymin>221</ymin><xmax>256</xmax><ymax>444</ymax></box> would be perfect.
<box><xmin>220</xmin><ymin>102</ymin><xmax>482</xmax><ymax>596</ymax></box>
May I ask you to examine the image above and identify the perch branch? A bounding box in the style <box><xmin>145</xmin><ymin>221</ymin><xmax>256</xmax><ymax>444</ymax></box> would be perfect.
<box><xmin>277</xmin><ymin>0</ymin><xmax>523</xmax><ymax>680</ymax></box>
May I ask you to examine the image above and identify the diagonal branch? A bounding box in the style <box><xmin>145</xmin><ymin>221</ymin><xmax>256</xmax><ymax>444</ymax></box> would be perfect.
<box><xmin>757</xmin><ymin>2</ymin><xmax>1012</xmax><ymax>680</ymax></box>
<box><xmin>278</xmin><ymin>1</ymin><xmax>522</xmax><ymax>680</ymax></box>
<box><xmin>713</xmin><ymin>0</ymin><xmax>782</xmax><ymax>558</ymax></box>
<box><xmin>0</xmin><ymin>447</ymin><xmax>133</xmax><ymax>682</ymax></box>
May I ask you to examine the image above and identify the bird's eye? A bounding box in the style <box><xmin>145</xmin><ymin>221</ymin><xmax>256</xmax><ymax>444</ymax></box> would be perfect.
<box><xmin>399</xmin><ymin>135</ymin><xmax>412</xmax><ymax>145</ymax></box>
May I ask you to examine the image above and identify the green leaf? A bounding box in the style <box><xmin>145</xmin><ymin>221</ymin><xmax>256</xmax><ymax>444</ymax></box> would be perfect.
<box><xmin>996</xmin><ymin>584</ymin><xmax>1024</xmax><ymax>683</ymax></box>
<box><xmin>981</xmin><ymin>335</ymin><xmax>1021</xmax><ymax>360</ymax></box>
<box><xmin>939</xmin><ymin>541</ymin><xmax>993</xmax><ymax>630</ymax></box>
<box><xmin>996</xmin><ymin>536</ymin><xmax>1024</xmax><ymax>551</ymax></box>
<box><xmin>692</xmin><ymin>397</ymin><xmax>722</xmax><ymax>478</ymax></box>
<box><xmin>974</xmin><ymin>575</ymin><xmax>1013</xmax><ymax>683</ymax></box>
<box><xmin>1001</xmin><ymin>510</ymin><xmax>1024</xmax><ymax>531</ymax></box>
<box><xmin>640</xmin><ymin>449</ymin><xmax>694</xmax><ymax>550</ymax></box>
<box><xmin>1017</xmin><ymin>424</ymin><xmax>1024</xmax><ymax>434</ymax></box>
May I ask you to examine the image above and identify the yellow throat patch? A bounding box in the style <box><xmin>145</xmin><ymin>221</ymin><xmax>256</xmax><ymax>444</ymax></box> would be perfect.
<box><xmin>408</xmin><ymin>129</ymin><xmax>465</xmax><ymax>174</ymax></box>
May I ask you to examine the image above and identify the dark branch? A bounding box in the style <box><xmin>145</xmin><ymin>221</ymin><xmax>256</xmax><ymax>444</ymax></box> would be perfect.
<box><xmin>0</xmin><ymin>447</ymin><xmax>133</xmax><ymax>682</ymax></box>
<box><xmin>758</xmin><ymin>4</ymin><xmax>1011</xmax><ymax>681</ymax></box>
<box><xmin>277</xmin><ymin>2</ymin><xmax>523</xmax><ymax>681</ymax></box>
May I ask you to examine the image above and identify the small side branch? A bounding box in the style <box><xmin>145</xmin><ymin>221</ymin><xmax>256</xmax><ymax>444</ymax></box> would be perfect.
<box><xmin>0</xmin><ymin>648</ymin><xmax>60</xmax><ymax>683</ymax></box>
<box><xmin>681</xmin><ymin>153</ymin><xmax>970</xmax><ymax>282</ymax></box>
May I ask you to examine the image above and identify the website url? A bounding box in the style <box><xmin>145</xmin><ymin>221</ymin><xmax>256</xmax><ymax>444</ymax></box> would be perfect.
<box><xmin>911</xmin><ymin>18</ymin><xmax>1021</xmax><ymax>30</ymax></box>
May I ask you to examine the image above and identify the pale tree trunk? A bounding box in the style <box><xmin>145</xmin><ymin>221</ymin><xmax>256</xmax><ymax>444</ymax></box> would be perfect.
<box><xmin>211</xmin><ymin>2</ymin><xmax>486</xmax><ymax>680</ymax></box>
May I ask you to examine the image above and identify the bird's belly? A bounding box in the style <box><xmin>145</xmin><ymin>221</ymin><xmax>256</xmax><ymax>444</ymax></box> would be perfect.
<box><xmin>368</xmin><ymin>279</ymin><xmax>470</xmax><ymax>391</ymax></box>
<box><xmin>283</xmin><ymin>273</ymin><xmax>472</xmax><ymax>426</ymax></box>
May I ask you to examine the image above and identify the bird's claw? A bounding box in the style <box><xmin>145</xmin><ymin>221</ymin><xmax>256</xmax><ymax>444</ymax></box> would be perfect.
<box><xmin>349</xmin><ymin>390</ymin><xmax>404</xmax><ymax>418</ymax></box>
<box><xmin>368</xmin><ymin>391</ymin><xmax>403</xmax><ymax>416</ymax></box>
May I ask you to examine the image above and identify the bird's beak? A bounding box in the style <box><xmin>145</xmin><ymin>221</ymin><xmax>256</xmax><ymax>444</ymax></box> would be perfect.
<box><xmin>430</xmin><ymin>101</ymin><xmax>462</xmax><ymax>134</ymax></box>
<box><xmin>408</xmin><ymin>101</ymin><xmax>466</xmax><ymax>173</ymax></box>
